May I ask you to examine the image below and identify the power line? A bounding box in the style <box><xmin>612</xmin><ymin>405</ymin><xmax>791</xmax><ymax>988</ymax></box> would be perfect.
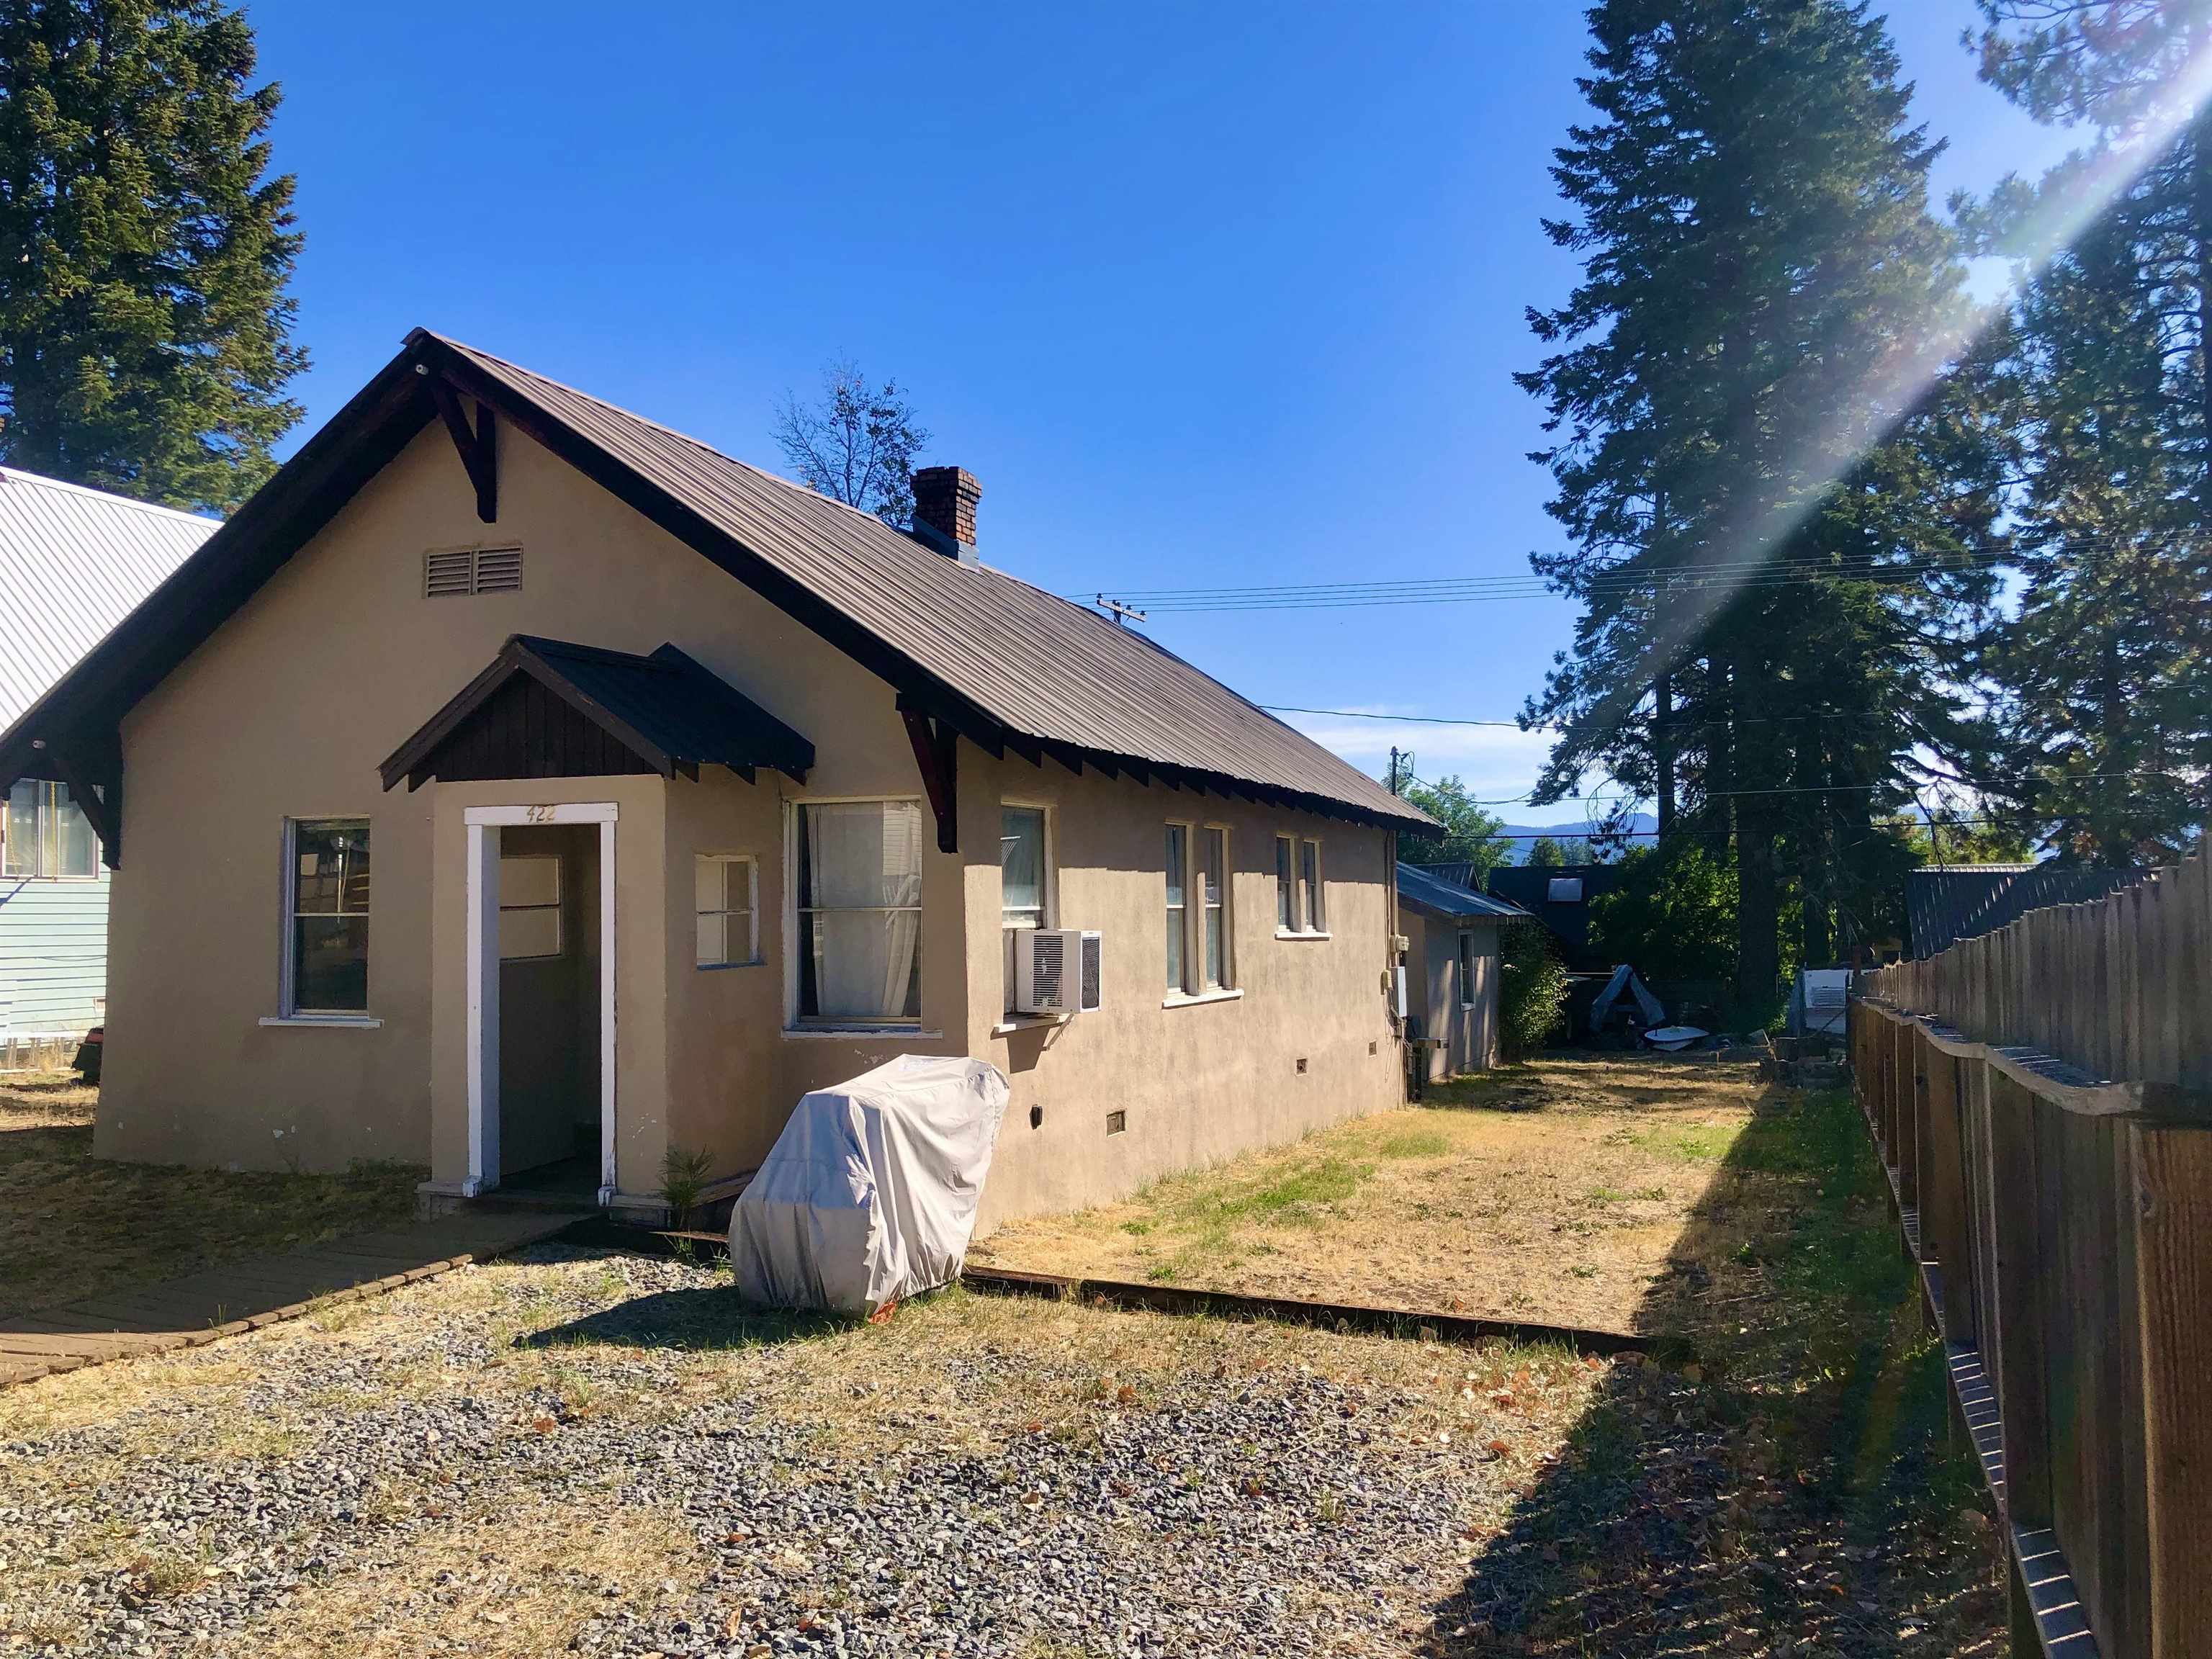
<box><xmin>1082</xmin><ymin>531</ymin><xmax>2208</xmax><ymax>618</ymax></box>
<box><xmin>1392</xmin><ymin>766</ymin><xmax>2184</xmax><ymax>811</ymax></box>
<box><xmin>1263</xmin><ymin>702</ymin><xmax>1974</xmax><ymax>734</ymax></box>
<box><xmin>1077</xmin><ymin>549</ymin><xmax>2015</xmax><ymax>614</ymax></box>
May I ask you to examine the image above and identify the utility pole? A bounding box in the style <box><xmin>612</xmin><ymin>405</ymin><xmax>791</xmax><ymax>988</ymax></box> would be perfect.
<box><xmin>1388</xmin><ymin>747</ymin><xmax>1406</xmax><ymax>796</ymax></box>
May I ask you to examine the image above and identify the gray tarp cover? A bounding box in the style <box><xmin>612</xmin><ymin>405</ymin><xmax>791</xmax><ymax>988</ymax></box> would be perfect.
<box><xmin>729</xmin><ymin>1055</ymin><xmax>1011</xmax><ymax>1315</ymax></box>
<box><xmin>1591</xmin><ymin>963</ymin><xmax>1666</xmax><ymax>1027</ymax></box>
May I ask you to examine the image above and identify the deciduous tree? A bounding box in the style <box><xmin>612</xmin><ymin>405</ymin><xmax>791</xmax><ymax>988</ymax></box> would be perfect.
<box><xmin>773</xmin><ymin>359</ymin><xmax>930</xmax><ymax>527</ymax></box>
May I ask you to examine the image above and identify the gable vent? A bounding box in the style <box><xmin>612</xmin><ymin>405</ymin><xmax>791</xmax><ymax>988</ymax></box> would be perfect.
<box><xmin>425</xmin><ymin>544</ymin><xmax>523</xmax><ymax>598</ymax></box>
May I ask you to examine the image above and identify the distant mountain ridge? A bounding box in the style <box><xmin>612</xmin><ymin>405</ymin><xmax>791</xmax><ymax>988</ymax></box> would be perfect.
<box><xmin>1493</xmin><ymin>814</ymin><xmax>1658</xmax><ymax>864</ymax></box>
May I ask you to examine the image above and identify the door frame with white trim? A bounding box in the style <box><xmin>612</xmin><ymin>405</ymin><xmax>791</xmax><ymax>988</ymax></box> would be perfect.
<box><xmin>464</xmin><ymin>802</ymin><xmax>618</xmax><ymax>1203</ymax></box>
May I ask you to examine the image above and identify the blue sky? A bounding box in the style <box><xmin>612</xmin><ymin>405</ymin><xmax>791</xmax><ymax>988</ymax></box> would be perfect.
<box><xmin>253</xmin><ymin>2</ymin><xmax>2077</xmax><ymax>824</ymax></box>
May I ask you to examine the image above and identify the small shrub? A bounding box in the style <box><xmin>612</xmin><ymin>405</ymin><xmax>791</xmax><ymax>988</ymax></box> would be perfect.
<box><xmin>1499</xmin><ymin>922</ymin><xmax>1571</xmax><ymax>1058</ymax></box>
<box><xmin>660</xmin><ymin>1144</ymin><xmax>714</xmax><ymax>1230</ymax></box>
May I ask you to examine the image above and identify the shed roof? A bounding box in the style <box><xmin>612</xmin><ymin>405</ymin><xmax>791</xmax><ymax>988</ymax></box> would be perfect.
<box><xmin>1905</xmin><ymin>863</ymin><xmax>2153</xmax><ymax>959</ymax></box>
<box><xmin>0</xmin><ymin>331</ymin><xmax>1432</xmax><ymax>832</ymax></box>
<box><xmin>0</xmin><ymin>468</ymin><xmax>217</xmax><ymax>729</ymax></box>
<box><xmin>1397</xmin><ymin>862</ymin><xmax>1530</xmax><ymax>922</ymax></box>
<box><xmin>381</xmin><ymin>635</ymin><xmax>815</xmax><ymax>791</ymax></box>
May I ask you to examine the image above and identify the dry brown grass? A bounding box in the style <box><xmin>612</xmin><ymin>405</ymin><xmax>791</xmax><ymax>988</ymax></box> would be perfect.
<box><xmin>0</xmin><ymin>1251</ymin><xmax>1605</xmax><ymax>1655</ymax></box>
<box><xmin>971</xmin><ymin>1053</ymin><xmax>1763</xmax><ymax>1331</ymax></box>
<box><xmin>0</xmin><ymin>1072</ymin><xmax>423</xmax><ymax>1318</ymax></box>
<box><xmin>220</xmin><ymin>1497</ymin><xmax>709</xmax><ymax>1659</ymax></box>
<box><xmin>0</xmin><ymin>1061</ymin><xmax>2005</xmax><ymax>1657</ymax></box>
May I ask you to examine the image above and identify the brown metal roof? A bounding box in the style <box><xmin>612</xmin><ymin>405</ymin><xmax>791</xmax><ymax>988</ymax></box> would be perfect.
<box><xmin>0</xmin><ymin>329</ymin><xmax>1432</xmax><ymax>832</ymax></box>
<box><xmin>428</xmin><ymin>335</ymin><xmax>1428</xmax><ymax>829</ymax></box>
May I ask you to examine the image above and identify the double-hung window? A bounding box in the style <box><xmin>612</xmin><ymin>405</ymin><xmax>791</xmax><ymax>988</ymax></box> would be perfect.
<box><xmin>1199</xmin><ymin>827</ymin><xmax>1230</xmax><ymax>988</ymax></box>
<box><xmin>1000</xmin><ymin>806</ymin><xmax>1048</xmax><ymax>1013</ymax></box>
<box><xmin>1279</xmin><ymin>835</ymin><xmax>1325</xmax><ymax>935</ymax></box>
<box><xmin>1299</xmin><ymin>839</ymin><xmax>1325</xmax><ymax>932</ymax></box>
<box><xmin>1166</xmin><ymin>823</ymin><xmax>1233</xmax><ymax>995</ymax></box>
<box><xmin>696</xmin><ymin>854</ymin><xmax>758</xmax><ymax>968</ymax></box>
<box><xmin>284</xmin><ymin>819</ymin><xmax>372</xmax><ymax>1015</ymax></box>
<box><xmin>1</xmin><ymin>781</ymin><xmax>99</xmax><ymax>878</ymax></box>
<box><xmin>793</xmin><ymin>801</ymin><xmax>924</xmax><ymax>1024</ymax></box>
<box><xmin>1164</xmin><ymin>824</ymin><xmax>1189</xmax><ymax>992</ymax></box>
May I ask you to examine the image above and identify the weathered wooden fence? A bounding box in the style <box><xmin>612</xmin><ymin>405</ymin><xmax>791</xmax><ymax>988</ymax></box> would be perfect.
<box><xmin>1853</xmin><ymin>850</ymin><xmax>2212</xmax><ymax>1658</ymax></box>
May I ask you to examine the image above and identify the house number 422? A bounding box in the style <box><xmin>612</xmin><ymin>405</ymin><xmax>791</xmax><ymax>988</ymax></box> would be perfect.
<box><xmin>524</xmin><ymin>804</ymin><xmax>558</xmax><ymax>824</ymax></box>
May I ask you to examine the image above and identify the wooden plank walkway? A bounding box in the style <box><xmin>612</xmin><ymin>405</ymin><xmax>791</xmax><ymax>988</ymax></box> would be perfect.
<box><xmin>0</xmin><ymin>1210</ymin><xmax>584</xmax><ymax>1388</ymax></box>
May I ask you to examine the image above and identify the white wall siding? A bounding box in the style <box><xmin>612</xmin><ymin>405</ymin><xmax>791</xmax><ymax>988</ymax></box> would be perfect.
<box><xmin>0</xmin><ymin>874</ymin><xmax>109</xmax><ymax>1036</ymax></box>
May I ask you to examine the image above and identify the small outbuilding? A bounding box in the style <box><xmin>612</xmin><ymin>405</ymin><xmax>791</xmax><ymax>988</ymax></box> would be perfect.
<box><xmin>1395</xmin><ymin>863</ymin><xmax>1529</xmax><ymax>1082</ymax></box>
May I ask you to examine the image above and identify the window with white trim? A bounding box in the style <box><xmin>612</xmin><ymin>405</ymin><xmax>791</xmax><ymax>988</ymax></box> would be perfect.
<box><xmin>1299</xmin><ymin>839</ymin><xmax>1325</xmax><ymax>932</ymax></box>
<box><xmin>1000</xmin><ymin>806</ymin><xmax>1050</xmax><ymax>1013</ymax></box>
<box><xmin>696</xmin><ymin>854</ymin><xmax>758</xmax><ymax>967</ymax></box>
<box><xmin>1274</xmin><ymin>835</ymin><xmax>1295</xmax><ymax>929</ymax></box>
<box><xmin>793</xmin><ymin>801</ymin><xmax>923</xmax><ymax>1023</ymax></box>
<box><xmin>1200</xmin><ymin>827</ymin><xmax>1232</xmax><ymax>988</ymax></box>
<box><xmin>284</xmin><ymin>819</ymin><xmax>371</xmax><ymax>1015</ymax></box>
<box><xmin>1</xmin><ymin>781</ymin><xmax>99</xmax><ymax>878</ymax></box>
<box><xmin>1164</xmin><ymin>823</ymin><xmax>1190</xmax><ymax>992</ymax></box>
<box><xmin>499</xmin><ymin>855</ymin><xmax>563</xmax><ymax>961</ymax></box>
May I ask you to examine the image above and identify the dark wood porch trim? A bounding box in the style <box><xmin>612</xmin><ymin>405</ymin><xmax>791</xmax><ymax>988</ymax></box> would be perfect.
<box><xmin>899</xmin><ymin>700</ymin><xmax>959</xmax><ymax>855</ymax></box>
<box><xmin>428</xmin><ymin>378</ymin><xmax>498</xmax><ymax>523</ymax></box>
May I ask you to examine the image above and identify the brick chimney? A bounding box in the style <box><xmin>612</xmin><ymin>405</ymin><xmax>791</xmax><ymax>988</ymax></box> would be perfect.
<box><xmin>910</xmin><ymin>466</ymin><xmax>980</xmax><ymax>562</ymax></box>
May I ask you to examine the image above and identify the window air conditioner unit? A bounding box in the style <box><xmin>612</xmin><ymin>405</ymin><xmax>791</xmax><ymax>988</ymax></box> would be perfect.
<box><xmin>1015</xmin><ymin>928</ymin><xmax>1103</xmax><ymax>1016</ymax></box>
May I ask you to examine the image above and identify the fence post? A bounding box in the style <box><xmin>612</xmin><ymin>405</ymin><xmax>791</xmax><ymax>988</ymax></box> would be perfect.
<box><xmin>1987</xmin><ymin>1072</ymin><xmax>2053</xmax><ymax>1532</ymax></box>
<box><xmin>1901</xmin><ymin>1023</ymin><xmax>1928</xmax><ymax>1214</ymax></box>
<box><xmin>1920</xmin><ymin>1043</ymin><xmax>1973</xmax><ymax>1340</ymax></box>
<box><xmin>2130</xmin><ymin>1120</ymin><xmax>2212</xmax><ymax>1653</ymax></box>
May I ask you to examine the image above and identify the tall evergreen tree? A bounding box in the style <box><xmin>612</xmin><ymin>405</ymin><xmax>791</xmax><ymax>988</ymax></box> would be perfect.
<box><xmin>1521</xmin><ymin>0</ymin><xmax>2005</xmax><ymax>1004</ymax></box>
<box><xmin>1972</xmin><ymin>2</ymin><xmax>2212</xmax><ymax>860</ymax></box>
<box><xmin>0</xmin><ymin>0</ymin><xmax>303</xmax><ymax>511</ymax></box>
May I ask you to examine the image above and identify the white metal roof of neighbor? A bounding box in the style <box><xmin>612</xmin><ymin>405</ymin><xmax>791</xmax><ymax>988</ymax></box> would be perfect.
<box><xmin>0</xmin><ymin>468</ymin><xmax>219</xmax><ymax>729</ymax></box>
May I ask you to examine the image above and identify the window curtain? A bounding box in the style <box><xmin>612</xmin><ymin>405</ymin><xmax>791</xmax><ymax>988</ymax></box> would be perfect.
<box><xmin>805</xmin><ymin>802</ymin><xmax>924</xmax><ymax>1019</ymax></box>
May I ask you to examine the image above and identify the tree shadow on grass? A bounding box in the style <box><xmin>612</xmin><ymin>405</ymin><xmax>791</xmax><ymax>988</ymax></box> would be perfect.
<box><xmin>1424</xmin><ymin>1084</ymin><xmax>2009</xmax><ymax>1656</ymax></box>
<box><xmin>1425</xmin><ymin>1053</ymin><xmax>1755</xmax><ymax>1119</ymax></box>
<box><xmin>518</xmin><ymin>1274</ymin><xmax>866</xmax><ymax>1353</ymax></box>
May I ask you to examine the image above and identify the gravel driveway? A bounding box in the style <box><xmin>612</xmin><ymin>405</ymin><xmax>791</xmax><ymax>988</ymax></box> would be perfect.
<box><xmin>0</xmin><ymin>1245</ymin><xmax>1599</xmax><ymax>1658</ymax></box>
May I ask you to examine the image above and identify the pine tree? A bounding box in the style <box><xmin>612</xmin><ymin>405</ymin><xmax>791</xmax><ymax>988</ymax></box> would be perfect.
<box><xmin>0</xmin><ymin>0</ymin><xmax>303</xmax><ymax>511</ymax></box>
<box><xmin>1520</xmin><ymin>0</ymin><xmax>2005</xmax><ymax>1006</ymax></box>
<box><xmin>1972</xmin><ymin>2</ymin><xmax>2212</xmax><ymax>860</ymax></box>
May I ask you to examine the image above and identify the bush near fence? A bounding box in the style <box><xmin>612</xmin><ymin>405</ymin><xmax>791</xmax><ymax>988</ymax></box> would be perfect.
<box><xmin>1853</xmin><ymin>848</ymin><xmax>2211</xmax><ymax>1659</ymax></box>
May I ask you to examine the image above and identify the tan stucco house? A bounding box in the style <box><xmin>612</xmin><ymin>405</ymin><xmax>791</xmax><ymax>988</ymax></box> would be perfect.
<box><xmin>0</xmin><ymin>331</ymin><xmax>1437</xmax><ymax>1228</ymax></box>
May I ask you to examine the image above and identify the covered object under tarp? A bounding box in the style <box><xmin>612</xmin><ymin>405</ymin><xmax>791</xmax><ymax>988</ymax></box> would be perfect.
<box><xmin>729</xmin><ymin>1055</ymin><xmax>1011</xmax><ymax>1316</ymax></box>
<box><xmin>1588</xmin><ymin>964</ymin><xmax>1665</xmax><ymax>1030</ymax></box>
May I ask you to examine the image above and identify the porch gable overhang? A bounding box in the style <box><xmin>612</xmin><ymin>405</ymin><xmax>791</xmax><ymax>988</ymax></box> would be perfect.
<box><xmin>379</xmin><ymin>634</ymin><xmax>814</xmax><ymax>791</ymax></box>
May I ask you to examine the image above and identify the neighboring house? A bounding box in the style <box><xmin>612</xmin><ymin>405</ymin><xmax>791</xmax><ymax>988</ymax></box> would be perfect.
<box><xmin>1483</xmin><ymin>860</ymin><xmax>1624</xmax><ymax>974</ymax></box>
<box><xmin>1395</xmin><ymin>863</ymin><xmax>1527</xmax><ymax>1081</ymax></box>
<box><xmin>0</xmin><ymin>329</ymin><xmax>1434</xmax><ymax>1228</ymax></box>
<box><xmin>0</xmin><ymin>469</ymin><xmax>217</xmax><ymax>1068</ymax></box>
<box><xmin>1905</xmin><ymin>863</ymin><xmax>2154</xmax><ymax>961</ymax></box>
